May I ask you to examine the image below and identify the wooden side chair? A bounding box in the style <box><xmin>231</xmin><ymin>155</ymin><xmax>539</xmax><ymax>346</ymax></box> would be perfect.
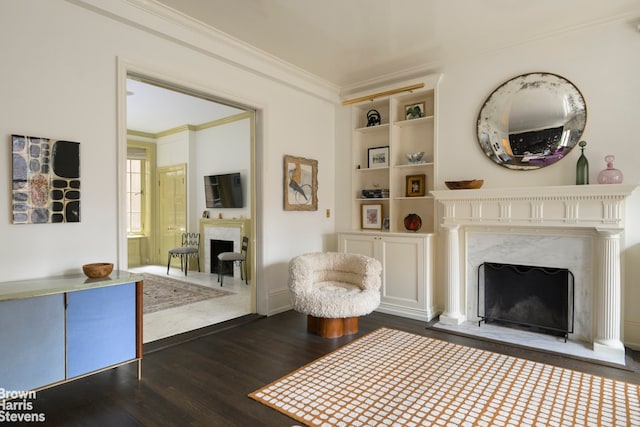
<box><xmin>217</xmin><ymin>236</ymin><xmax>249</xmax><ymax>286</ymax></box>
<box><xmin>167</xmin><ymin>232</ymin><xmax>200</xmax><ymax>276</ymax></box>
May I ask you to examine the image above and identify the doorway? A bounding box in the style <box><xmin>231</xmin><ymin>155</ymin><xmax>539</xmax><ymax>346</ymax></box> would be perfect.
<box><xmin>158</xmin><ymin>164</ymin><xmax>187</xmax><ymax>269</ymax></box>
<box><xmin>122</xmin><ymin>71</ymin><xmax>258</xmax><ymax>342</ymax></box>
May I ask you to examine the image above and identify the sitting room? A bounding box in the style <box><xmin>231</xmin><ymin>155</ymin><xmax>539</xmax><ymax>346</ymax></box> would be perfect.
<box><xmin>1</xmin><ymin>1</ymin><xmax>639</xmax><ymax>425</ymax></box>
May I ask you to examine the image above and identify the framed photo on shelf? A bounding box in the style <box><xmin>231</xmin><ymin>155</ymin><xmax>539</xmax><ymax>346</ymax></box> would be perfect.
<box><xmin>405</xmin><ymin>102</ymin><xmax>425</xmax><ymax>120</ymax></box>
<box><xmin>361</xmin><ymin>204</ymin><xmax>383</xmax><ymax>229</ymax></box>
<box><xmin>368</xmin><ymin>146</ymin><xmax>389</xmax><ymax>169</ymax></box>
<box><xmin>406</xmin><ymin>174</ymin><xmax>426</xmax><ymax>197</ymax></box>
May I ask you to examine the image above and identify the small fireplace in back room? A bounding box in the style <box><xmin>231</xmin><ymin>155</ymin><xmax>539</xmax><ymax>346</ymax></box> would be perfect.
<box><xmin>477</xmin><ymin>262</ymin><xmax>575</xmax><ymax>342</ymax></box>
<box><xmin>210</xmin><ymin>239</ymin><xmax>234</xmax><ymax>275</ymax></box>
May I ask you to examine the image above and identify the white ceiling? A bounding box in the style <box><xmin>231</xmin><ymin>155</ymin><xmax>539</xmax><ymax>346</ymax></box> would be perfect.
<box><xmin>156</xmin><ymin>0</ymin><xmax>640</xmax><ymax>89</ymax></box>
<box><xmin>127</xmin><ymin>0</ymin><xmax>640</xmax><ymax>133</ymax></box>
<box><xmin>126</xmin><ymin>78</ymin><xmax>245</xmax><ymax>134</ymax></box>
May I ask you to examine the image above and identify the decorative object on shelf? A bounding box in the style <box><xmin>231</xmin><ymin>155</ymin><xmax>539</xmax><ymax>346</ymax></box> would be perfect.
<box><xmin>284</xmin><ymin>154</ymin><xmax>318</xmax><ymax>211</ymax></box>
<box><xmin>445</xmin><ymin>179</ymin><xmax>484</xmax><ymax>190</ymax></box>
<box><xmin>576</xmin><ymin>141</ymin><xmax>589</xmax><ymax>185</ymax></box>
<box><xmin>477</xmin><ymin>73</ymin><xmax>587</xmax><ymax>171</ymax></box>
<box><xmin>406</xmin><ymin>152</ymin><xmax>425</xmax><ymax>164</ymax></box>
<box><xmin>361</xmin><ymin>188</ymin><xmax>389</xmax><ymax>199</ymax></box>
<box><xmin>406</xmin><ymin>174</ymin><xmax>426</xmax><ymax>197</ymax></box>
<box><xmin>82</xmin><ymin>262</ymin><xmax>114</xmax><ymax>279</ymax></box>
<box><xmin>366</xmin><ymin>109</ymin><xmax>381</xmax><ymax>127</ymax></box>
<box><xmin>403</xmin><ymin>213</ymin><xmax>422</xmax><ymax>232</ymax></box>
<box><xmin>382</xmin><ymin>218</ymin><xmax>390</xmax><ymax>231</ymax></box>
<box><xmin>368</xmin><ymin>146</ymin><xmax>390</xmax><ymax>168</ymax></box>
<box><xmin>597</xmin><ymin>155</ymin><xmax>623</xmax><ymax>184</ymax></box>
<box><xmin>11</xmin><ymin>134</ymin><xmax>81</xmax><ymax>224</ymax></box>
<box><xmin>361</xmin><ymin>204</ymin><xmax>383</xmax><ymax>229</ymax></box>
<box><xmin>202</xmin><ymin>210</ymin><xmax>209</xmax><ymax>218</ymax></box>
<box><xmin>405</xmin><ymin>102</ymin><xmax>425</xmax><ymax>120</ymax></box>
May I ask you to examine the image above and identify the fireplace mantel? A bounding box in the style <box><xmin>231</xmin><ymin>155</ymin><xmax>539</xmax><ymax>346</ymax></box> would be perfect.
<box><xmin>431</xmin><ymin>184</ymin><xmax>637</xmax><ymax>359</ymax></box>
<box><xmin>431</xmin><ymin>184</ymin><xmax>637</xmax><ymax>229</ymax></box>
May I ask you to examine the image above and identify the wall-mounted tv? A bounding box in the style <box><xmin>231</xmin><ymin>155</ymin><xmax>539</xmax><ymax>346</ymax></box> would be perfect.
<box><xmin>204</xmin><ymin>172</ymin><xmax>243</xmax><ymax>208</ymax></box>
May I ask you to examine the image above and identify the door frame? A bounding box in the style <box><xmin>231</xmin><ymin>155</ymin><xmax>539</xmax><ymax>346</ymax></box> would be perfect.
<box><xmin>116</xmin><ymin>59</ymin><xmax>264</xmax><ymax>315</ymax></box>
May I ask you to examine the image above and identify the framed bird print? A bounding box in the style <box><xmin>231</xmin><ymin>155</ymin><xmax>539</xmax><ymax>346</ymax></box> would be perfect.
<box><xmin>284</xmin><ymin>154</ymin><xmax>318</xmax><ymax>211</ymax></box>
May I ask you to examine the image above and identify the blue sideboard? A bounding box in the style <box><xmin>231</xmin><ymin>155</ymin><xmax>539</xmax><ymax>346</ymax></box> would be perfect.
<box><xmin>0</xmin><ymin>271</ymin><xmax>143</xmax><ymax>393</ymax></box>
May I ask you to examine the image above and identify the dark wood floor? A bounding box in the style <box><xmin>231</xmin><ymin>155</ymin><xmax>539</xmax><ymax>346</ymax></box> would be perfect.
<box><xmin>23</xmin><ymin>311</ymin><xmax>640</xmax><ymax>426</ymax></box>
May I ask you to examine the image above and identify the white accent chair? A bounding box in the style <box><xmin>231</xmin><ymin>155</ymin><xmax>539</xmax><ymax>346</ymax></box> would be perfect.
<box><xmin>288</xmin><ymin>252</ymin><xmax>382</xmax><ymax>338</ymax></box>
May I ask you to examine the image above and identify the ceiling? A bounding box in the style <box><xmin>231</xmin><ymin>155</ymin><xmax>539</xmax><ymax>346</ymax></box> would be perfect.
<box><xmin>127</xmin><ymin>1</ymin><xmax>640</xmax><ymax>133</ymax></box>
<box><xmin>155</xmin><ymin>0</ymin><xmax>640</xmax><ymax>89</ymax></box>
<box><xmin>126</xmin><ymin>78</ymin><xmax>245</xmax><ymax>134</ymax></box>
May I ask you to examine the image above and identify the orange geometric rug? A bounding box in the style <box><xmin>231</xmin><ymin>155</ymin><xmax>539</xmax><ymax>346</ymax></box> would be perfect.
<box><xmin>249</xmin><ymin>328</ymin><xmax>640</xmax><ymax>426</ymax></box>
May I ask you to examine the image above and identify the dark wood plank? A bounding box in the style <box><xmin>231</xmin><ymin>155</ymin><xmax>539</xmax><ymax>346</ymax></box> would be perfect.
<box><xmin>22</xmin><ymin>311</ymin><xmax>640</xmax><ymax>426</ymax></box>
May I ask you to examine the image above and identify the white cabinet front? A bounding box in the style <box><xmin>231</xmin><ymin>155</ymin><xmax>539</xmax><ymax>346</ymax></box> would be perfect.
<box><xmin>338</xmin><ymin>232</ymin><xmax>435</xmax><ymax>321</ymax></box>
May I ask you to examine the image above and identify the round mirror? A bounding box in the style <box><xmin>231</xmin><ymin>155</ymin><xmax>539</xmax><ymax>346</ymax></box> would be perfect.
<box><xmin>477</xmin><ymin>72</ymin><xmax>587</xmax><ymax>170</ymax></box>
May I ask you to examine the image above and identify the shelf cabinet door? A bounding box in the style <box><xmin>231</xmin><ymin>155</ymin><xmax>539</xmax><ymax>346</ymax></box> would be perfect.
<box><xmin>66</xmin><ymin>283</ymin><xmax>136</xmax><ymax>378</ymax></box>
<box><xmin>338</xmin><ymin>232</ymin><xmax>378</xmax><ymax>259</ymax></box>
<box><xmin>378</xmin><ymin>235</ymin><xmax>425</xmax><ymax>310</ymax></box>
<box><xmin>0</xmin><ymin>294</ymin><xmax>66</xmax><ymax>391</ymax></box>
<box><xmin>339</xmin><ymin>232</ymin><xmax>435</xmax><ymax>321</ymax></box>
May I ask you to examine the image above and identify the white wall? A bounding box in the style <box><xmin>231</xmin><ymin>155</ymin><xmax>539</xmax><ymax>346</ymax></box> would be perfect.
<box><xmin>0</xmin><ymin>1</ymin><xmax>335</xmax><ymax>316</ymax></box>
<box><xmin>195</xmin><ymin>118</ymin><xmax>251</xmax><ymax>222</ymax></box>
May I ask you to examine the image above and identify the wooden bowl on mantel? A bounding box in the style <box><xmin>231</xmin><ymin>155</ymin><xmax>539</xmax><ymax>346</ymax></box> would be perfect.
<box><xmin>445</xmin><ymin>180</ymin><xmax>484</xmax><ymax>190</ymax></box>
<box><xmin>82</xmin><ymin>262</ymin><xmax>114</xmax><ymax>278</ymax></box>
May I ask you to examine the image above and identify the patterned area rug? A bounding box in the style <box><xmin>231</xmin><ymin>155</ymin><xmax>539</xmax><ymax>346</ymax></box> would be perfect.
<box><xmin>249</xmin><ymin>328</ymin><xmax>640</xmax><ymax>426</ymax></box>
<box><xmin>142</xmin><ymin>273</ymin><xmax>233</xmax><ymax>314</ymax></box>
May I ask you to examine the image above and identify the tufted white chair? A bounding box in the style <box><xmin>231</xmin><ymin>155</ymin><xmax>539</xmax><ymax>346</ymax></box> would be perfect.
<box><xmin>288</xmin><ymin>252</ymin><xmax>382</xmax><ymax>338</ymax></box>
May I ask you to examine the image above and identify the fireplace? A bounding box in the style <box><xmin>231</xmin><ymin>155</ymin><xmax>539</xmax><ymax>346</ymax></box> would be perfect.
<box><xmin>477</xmin><ymin>262</ymin><xmax>574</xmax><ymax>341</ymax></box>
<box><xmin>431</xmin><ymin>184</ymin><xmax>637</xmax><ymax>362</ymax></box>
<box><xmin>210</xmin><ymin>239</ymin><xmax>234</xmax><ymax>275</ymax></box>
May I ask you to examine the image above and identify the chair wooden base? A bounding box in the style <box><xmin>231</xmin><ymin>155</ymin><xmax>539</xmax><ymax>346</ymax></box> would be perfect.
<box><xmin>307</xmin><ymin>315</ymin><xmax>358</xmax><ymax>338</ymax></box>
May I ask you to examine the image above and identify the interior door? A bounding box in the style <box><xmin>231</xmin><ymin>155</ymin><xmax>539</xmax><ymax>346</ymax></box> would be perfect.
<box><xmin>158</xmin><ymin>164</ymin><xmax>187</xmax><ymax>266</ymax></box>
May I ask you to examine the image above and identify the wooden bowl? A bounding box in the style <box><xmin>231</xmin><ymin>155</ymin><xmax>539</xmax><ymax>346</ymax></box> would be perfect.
<box><xmin>82</xmin><ymin>262</ymin><xmax>114</xmax><ymax>278</ymax></box>
<box><xmin>445</xmin><ymin>180</ymin><xmax>484</xmax><ymax>190</ymax></box>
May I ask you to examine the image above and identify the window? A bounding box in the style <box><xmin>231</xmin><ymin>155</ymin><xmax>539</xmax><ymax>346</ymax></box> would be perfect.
<box><xmin>126</xmin><ymin>146</ymin><xmax>149</xmax><ymax>235</ymax></box>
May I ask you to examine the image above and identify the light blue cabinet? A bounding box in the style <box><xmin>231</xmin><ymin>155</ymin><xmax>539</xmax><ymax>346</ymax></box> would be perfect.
<box><xmin>0</xmin><ymin>272</ymin><xmax>142</xmax><ymax>392</ymax></box>
<box><xmin>67</xmin><ymin>283</ymin><xmax>137</xmax><ymax>378</ymax></box>
<box><xmin>0</xmin><ymin>294</ymin><xmax>66</xmax><ymax>391</ymax></box>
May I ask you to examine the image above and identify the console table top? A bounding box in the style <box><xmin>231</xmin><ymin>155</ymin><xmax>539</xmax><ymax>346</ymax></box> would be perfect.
<box><xmin>0</xmin><ymin>270</ymin><xmax>143</xmax><ymax>302</ymax></box>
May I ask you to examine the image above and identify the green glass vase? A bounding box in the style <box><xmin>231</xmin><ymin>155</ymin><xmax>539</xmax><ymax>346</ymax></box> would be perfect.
<box><xmin>576</xmin><ymin>141</ymin><xmax>589</xmax><ymax>185</ymax></box>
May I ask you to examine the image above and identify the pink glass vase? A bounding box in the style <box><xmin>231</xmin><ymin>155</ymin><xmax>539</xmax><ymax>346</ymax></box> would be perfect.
<box><xmin>597</xmin><ymin>155</ymin><xmax>623</xmax><ymax>184</ymax></box>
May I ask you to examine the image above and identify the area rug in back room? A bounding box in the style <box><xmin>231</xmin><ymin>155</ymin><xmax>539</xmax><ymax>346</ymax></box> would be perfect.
<box><xmin>141</xmin><ymin>273</ymin><xmax>234</xmax><ymax>314</ymax></box>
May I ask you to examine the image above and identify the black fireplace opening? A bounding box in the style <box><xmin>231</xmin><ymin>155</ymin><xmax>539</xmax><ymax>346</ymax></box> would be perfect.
<box><xmin>210</xmin><ymin>239</ymin><xmax>234</xmax><ymax>275</ymax></box>
<box><xmin>477</xmin><ymin>262</ymin><xmax>574</xmax><ymax>341</ymax></box>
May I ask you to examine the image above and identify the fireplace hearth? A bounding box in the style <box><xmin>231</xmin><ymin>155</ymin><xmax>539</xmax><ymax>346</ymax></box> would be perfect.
<box><xmin>210</xmin><ymin>239</ymin><xmax>234</xmax><ymax>275</ymax></box>
<box><xmin>477</xmin><ymin>262</ymin><xmax>574</xmax><ymax>341</ymax></box>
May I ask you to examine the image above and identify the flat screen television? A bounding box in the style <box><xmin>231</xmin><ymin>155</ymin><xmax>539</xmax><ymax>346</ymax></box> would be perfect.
<box><xmin>204</xmin><ymin>172</ymin><xmax>243</xmax><ymax>208</ymax></box>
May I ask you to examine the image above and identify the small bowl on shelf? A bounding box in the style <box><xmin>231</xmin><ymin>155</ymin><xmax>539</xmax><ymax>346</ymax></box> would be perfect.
<box><xmin>406</xmin><ymin>152</ymin><xmax>425</xmax><ymax>164</ymax></box>
<box><xmin>445</xmin><ymin>179</ymin><xmax>484</xmax><ymax>190</ymax></box>
<box><xmin>82</xmin><ymin>262</ymin><xmax>114</xmax><ymax>279</ymax></box>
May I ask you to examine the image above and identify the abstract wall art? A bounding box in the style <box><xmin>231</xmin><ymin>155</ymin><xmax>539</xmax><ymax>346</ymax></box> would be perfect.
<box><xmin>12</xmin><ymin>134</ymin><xmax>80</xmax><ymax>224</ymax></box>
<box><xmin>283</xmin><ymin>154</ymin><xmax>317</xmax><ymax>211</ymax></box>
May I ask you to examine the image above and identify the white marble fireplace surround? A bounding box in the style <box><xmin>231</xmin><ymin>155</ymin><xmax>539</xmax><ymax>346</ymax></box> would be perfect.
<box><xmin>200</xmin><ymin>219</ymin><xmax>249</xmax><ymax>276</ymax></box>
<box><xmin>431</xmin><ymin>184</ymin><xmax>637</xmax><ymax>365</ymax></box>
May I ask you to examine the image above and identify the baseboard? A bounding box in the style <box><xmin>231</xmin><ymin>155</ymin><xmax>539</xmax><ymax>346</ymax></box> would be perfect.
<box><xmin>376</xmin><ymin>303</ymin><xmax>439</xmax><ymax>322</ymax></box>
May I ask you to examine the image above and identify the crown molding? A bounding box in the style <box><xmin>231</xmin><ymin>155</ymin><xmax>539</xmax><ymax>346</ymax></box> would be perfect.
<box><xmin>66</xmin><ymin>0</ymin><xmax>340</xmax><ymax>103</ymax></box>
<box><xmin>342</xmin><ymin>9</ymin><xmax>640</xmax><ymax>96</ymax></box>
<box><xmin>127</xmin><ymin>111</ymin><xmax>251</xmax><ymax>138</ymax></box>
